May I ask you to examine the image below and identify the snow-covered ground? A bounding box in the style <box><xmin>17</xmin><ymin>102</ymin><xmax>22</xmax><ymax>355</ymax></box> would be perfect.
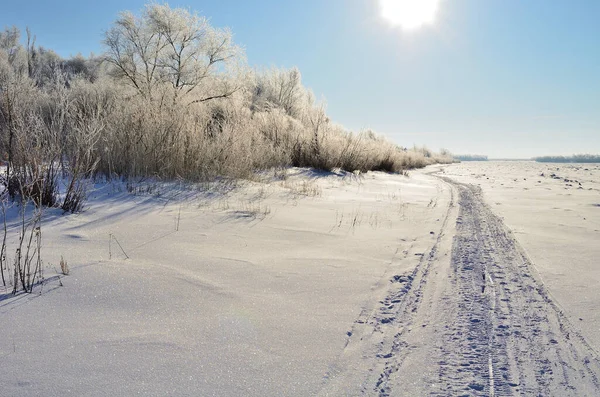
<box><xmin>441</xmin><ymin>161</ymin><xmax>600</xmax><ymax>352</ymax></box>
<box><xmin>0</xmin><ymin>169</ymin><xmax>450</xmax><ymax>396</ymax></box>
<box><xmin>3</xmin><ymin>163</ymin><xmax>599</xmax><ymax>396</ymax></box>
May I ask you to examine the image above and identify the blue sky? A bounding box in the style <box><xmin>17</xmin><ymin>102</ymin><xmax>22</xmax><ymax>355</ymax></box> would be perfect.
<box><xmin>2</xmin><ymin>0</ymin><xmax>599</xmax><ymax>158</ymax></box>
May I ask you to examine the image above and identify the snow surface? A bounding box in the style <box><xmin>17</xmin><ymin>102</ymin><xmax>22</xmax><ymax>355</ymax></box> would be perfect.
<box><xmin>4</xmin><ymin>163</ymin><xmax>598</xmax><ymax>395</ymax></box>
<box><xmin>0</xmin><ymin>169</ymin><xmax>449</xmax><ymax>396</ymax></box>
<box><xmin>442</xmin><ymin>161</ymin><xmax>600</xmax><ymax>353</ymax></box>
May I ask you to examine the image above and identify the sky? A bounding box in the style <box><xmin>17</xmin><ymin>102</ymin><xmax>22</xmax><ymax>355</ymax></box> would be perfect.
<box><xmin>1</xmin><ymin>0</ymin><xmax>599</xmax><ymax>158</ymax></box>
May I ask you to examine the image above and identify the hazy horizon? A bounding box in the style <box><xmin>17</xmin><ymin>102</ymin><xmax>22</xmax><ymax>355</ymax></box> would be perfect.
<box><xmin>2</xmin><ymin>0</ymin><xmax>598</xmax><ymax>158</ymax></box>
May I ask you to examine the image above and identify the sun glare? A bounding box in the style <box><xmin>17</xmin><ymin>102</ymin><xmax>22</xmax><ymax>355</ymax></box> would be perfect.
<box><xmin>380</xmin><ymin>0</ymin><xmax>440</xmax><ymax>30</ymax></box>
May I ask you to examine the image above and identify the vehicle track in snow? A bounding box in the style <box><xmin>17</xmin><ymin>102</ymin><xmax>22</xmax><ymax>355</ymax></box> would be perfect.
<box><xmin>431</xmin><ymin>179</ymin><xmax>600</xmax><ymax>396</ymax></box>
<box><xmin>319</xmin><ymin>175</ymin><xmax>600</xmax><ymax>396</ymax></box>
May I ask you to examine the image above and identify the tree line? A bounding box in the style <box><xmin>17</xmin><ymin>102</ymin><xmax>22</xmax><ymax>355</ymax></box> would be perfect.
<box><xmin>534</xmin><ymin>155</ymin><xmax>600</xmax><ymax>163</ymax></box>
<box><xmin>0</xmin><ymin>3</ymin><xmax>453</xmax><ymax>211</ymax></box>
<box><xmin>454</xmin><ymin>155</ymin><xmax>488</xmax><ymax>161</ymax></box>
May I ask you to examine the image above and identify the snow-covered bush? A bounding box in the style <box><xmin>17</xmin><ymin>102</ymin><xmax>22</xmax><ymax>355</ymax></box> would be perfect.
<box><xmin>0</xmin><ymin>4</ymin><xmax>454</xmax><ymax>214</ymax></box>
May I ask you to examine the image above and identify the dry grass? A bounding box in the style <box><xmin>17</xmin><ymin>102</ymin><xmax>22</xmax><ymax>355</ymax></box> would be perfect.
<box><xmin>59</xmin><ymin>256</ymin><xmax>69</xmax><ymax>276</ymax></box>
<box><xmin>1</xmin><ymin>8</ymin><xmax>454</xmax><ymax>216</ymax></box>
<box><xmin>282</xmin><ymin>179</ymin><xmax>322</xmax><ymax>198</ymax></box>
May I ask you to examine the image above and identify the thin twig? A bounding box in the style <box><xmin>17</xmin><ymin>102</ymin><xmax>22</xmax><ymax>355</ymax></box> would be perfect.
<box><xmin>111</xmin><ymin>234</ymin><xmax>129</xmax><ymax>259</ymax></box>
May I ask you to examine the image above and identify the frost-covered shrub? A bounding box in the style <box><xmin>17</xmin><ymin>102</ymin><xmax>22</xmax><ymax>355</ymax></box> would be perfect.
<box><xmin>0</xmin><ymin>4</ymin><xmax>454</xmax><ymax>214</ymax></box>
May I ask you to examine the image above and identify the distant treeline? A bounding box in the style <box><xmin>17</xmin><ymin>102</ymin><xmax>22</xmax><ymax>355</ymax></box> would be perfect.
<box><xmin>454</xmin><ymin>155</ymin><xmax>488</xmax><ymax>161</ymax></box>
<box><xmin>534</xmin><ymin>154</ymin><xmax>600</xmax><ymax>163</ymax></box>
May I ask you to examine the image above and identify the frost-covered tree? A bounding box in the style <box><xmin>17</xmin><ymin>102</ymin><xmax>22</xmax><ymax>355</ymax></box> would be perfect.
<box><xmin>104</xmin><ymin>3</ymin><xmax>244</xmax><ymax>104</ymax></box>
<box><xmin>252</xmin><ymin>67</ymin><xmax>308</xmax><ymax>118</ymax></box>
<box><xmin>0</xmin><ymin>27</ymin><xmax>22</xmax><ymax>69</ymax></box>
<box><xmin>0</xmin><ymin>27</ymin><xmax>32</xmax><ymax>179</ymax></box>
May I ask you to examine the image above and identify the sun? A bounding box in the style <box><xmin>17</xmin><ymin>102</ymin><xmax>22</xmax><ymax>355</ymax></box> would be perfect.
<box><xmin>380</xmin><ymin>0</ymin><xmax>440</xmax><ymax>30</ymax></box>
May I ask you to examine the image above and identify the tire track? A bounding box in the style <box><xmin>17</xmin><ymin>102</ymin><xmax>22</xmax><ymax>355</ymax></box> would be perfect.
<box><xmin>373</xmin><ymin>184</ymin><xmax>455</xmax><ymax>397</ymax></box>
<box><xmin>486</xmin><ymin>271</ymin><xmax>496</xmax><ymax>397</ymax></box>
<box><xmin>318</xmin><ymin>178</ymin><xmax>458</xmax><ymax>396</ymax></box>
<box><xmin>320</xmin><ymin>174</ymin><xmax>600</xmax><ymax>396</ymax></box>
<box><xmin>433</xmin><ymin>179</ymin><xmax>600</xmax><ymax>396</ymax></box>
